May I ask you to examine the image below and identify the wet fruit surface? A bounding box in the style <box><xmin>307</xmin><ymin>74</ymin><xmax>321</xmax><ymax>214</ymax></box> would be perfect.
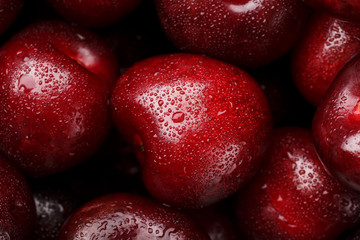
<box><xmin>58</xmin><ymin>193</ymin><xmax>210</xmax><ymax>240</ymax></box>
<box><xmin>155</xmin><ymin>0</ymin><xmax>309</xmax><ymax>68</ymax></box>
<box><xmin>111</xmin><ymin>53</ymin><xmax>272</xmax><ymax>208</ymax></box>
<box><xmin>292</xmin><ymin>13</ymin><xmax>360</xmax><ymax>106</ymax></box>
<box><xmin>0</xmin><ymin>21</ymin><xmax>114</xmax><ymax>177</ymax></box>
<box><xmin>303</xmin><ymin>0</ymin><xmax>360</xmax><ymax>22</ymax></box>
<box><xmin>236</xmin><ymin>127</ymin><xmax>360</xmax><ymax>240</ymax></box>
<box><xmin>0</xmin><ymin>155</ymin><xmax>36</xmax><ymax>240</ymax></box>
<box><xmin>0</xmin><ymin>0</ymin><xmax>23</xmax><ymax>35</ymax></box>
<box><xmin>46</xmin><ymin>0</ymin><xmax>142</xmax><ymax>28</ymax></box>
<box><xmin>313</xmin><ymin>53</ymin><xmax>360</xmax><ymax>192</ymax></box>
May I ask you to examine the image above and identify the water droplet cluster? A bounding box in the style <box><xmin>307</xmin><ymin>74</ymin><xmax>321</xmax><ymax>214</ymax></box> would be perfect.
<box><xmin>155</xmin><ymin>0</ymin><xmax>309</xmax><ymax>67</ymax></box>
<box><xmin>237</xmin><ymin>128</ymin><xmax>360</xmax><ymax>239</ymax></box>
<box><xmin>58</xmin><ymin>194</ymin><xmax>209</xmax><ymax>239</ymax></box>
<box><xmin>0</xmin><ymin>21</ymin><xmax>113</xmax><ymax>177</ymax></box>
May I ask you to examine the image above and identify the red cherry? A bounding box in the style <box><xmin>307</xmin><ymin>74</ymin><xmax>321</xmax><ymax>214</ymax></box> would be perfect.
<box><xmin>303</xmin><ymin>0</ymin><xmax>360</xmax><ymax>22</ymax></box>
<box><xmin>0</xmin><ymin>21</ymin><xmax>116</xmax><ymax>177</ymax></box>
<box><xmin>0</xmin><ymin>0</ymin><xmax>23</xmax><ymax>35</ymax></box>
<box><xmin>58</xmin><ymin>193</ymin><xmax>210</xmax><ymax>240</ymax></box>
<box><xmin>292</xmin><ymin>13</ymin><xmax>360</xmax><ymax>106</ymax></box>
<box><xmin>0</xmin><ymin>155</ymin><xmax>36</xmax><ymax>239</ymax></box>
<box><xmin>155</xmin><ymin>0</ymin><xmax>309</xmax><ymax>68</ymax></box>
<box><xmin>313</xmin><ymin>53</ymin><xmax>360</xmax><ymax>192</ymax></box>
<box><xmin>111</xmin><ymin>53</ymin><xmax>272</xmax><ymax>208</ymax></box>
<box><xmin>236</xmin><ymin>127</ymin><xmax>360</xmax><ymax>240</ymax></box>
<box><xmin>46</xmin><ymin>0</ymin><xmax>142</xmax><ymax>28</ymax></box>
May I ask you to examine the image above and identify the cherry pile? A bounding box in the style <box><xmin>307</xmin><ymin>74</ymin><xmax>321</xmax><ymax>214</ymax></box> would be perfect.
<box><xmin>1</xmin><ymin>0</ymin><xmax>360</xmax><ymax>239</ymax></box>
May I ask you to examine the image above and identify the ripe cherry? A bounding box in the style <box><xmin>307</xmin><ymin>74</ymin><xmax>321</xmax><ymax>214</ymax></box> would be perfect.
<box><xmin>237</xmin><ymin>127</ymin><xmax>360</xmax><ymax>240</ymax></box>
<box><xmin>111</xmin><ymin>53</ymin><xmax>272</xmax><ymax>208</ymax></box>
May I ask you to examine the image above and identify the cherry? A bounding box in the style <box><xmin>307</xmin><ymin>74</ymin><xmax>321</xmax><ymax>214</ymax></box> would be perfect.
<box><xmin>58</xmin><ymin>193</ymin><xmax>210</xmax><ymax>240</ymax></box>
<box><xmin>0</xmin><ymin>0</ymin><xmax>23</xmax><ymax>35</ymax></box>
<box><xmin>303</xmin><ymin>0</ymin><xmax>360</xmax><ymax>23</ymax></box>
<box><xmin>236</xmin><ymin>127</ymin><xmax>360</xmax><ymax>240</ymax></box>
<box><xmin>0</xmin><ymin>21</ymin><xmax>116</xmax><ymax>177</ymax></box>
<box><xmin>0</xmin><ymin>155</ymin><xmax>36</xmax><ymax>240</ymax></box>
<box><xmin>155</xmin><ymin>0</ymin><xmax>310</xmax><ymax>68</ymax></box>
<box><xmin>313</xmin><ymin>53</ymin><xmax>360</xmax><ymax>192</ymax></box>
<box><xmin>292</xmin><ymin>13</ymin><xmax>360</xmax><ymax>106</ymax></box>
<box><xmin>46</xmin><ymin>0</ymin><xmax>142</xmax><ymax>28</ymax></box>
<box><xmin>111</xmin><ymin>53</ymin><xmax>272</xmax><ymax>208</ymax></box>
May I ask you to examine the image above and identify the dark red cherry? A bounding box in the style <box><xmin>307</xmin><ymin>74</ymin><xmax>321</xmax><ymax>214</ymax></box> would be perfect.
<box><xmin>0</xmin><ymin>0</ymin><xmax>23</xmax><ymax>35</ymax></box>
<box><xmin>111</xmin><ymin>53</ymin><xmax>272</xmax><ymax>208</ymax></box>
<box><xmin>0</xmin><ymin>21</ymin><xmax>115</xmax><ymax>177</ymax></box>
<box><xmin>155</xmin><ymin>0</ymin><xmax>310</xmax><ymax>68</ymax></box>
<box><xmin>313</xmin><ymin>53</ymin><xmax>360</xmax><ymax>192</ymax></box>
<box><xmin>292</xmin><ymin>13</ymin><xmax>360</xmax><ymax>106</ymax></box>
<box><xmin>303</xmin><ymin>0</ymin><xmax>360</xmax><ymax>22</ymax></box>
<box><xmin>0</xmin><ymin>155</ymin><xmax>36</xmax><ymax>240</ymax></box>
<box><xmin>58</xmin><ymin>193</ymin><xmax>210</xmax><ymax>240</ymax></box>
<box><xmin>46</xmin><ymin>0</ymin><xmax>142</xmax><ymax>28</ymax></box>
<box><xmin>236</xmin><ymin>127</ymin><xmax>360</xmax><ymax>240</ymax></box>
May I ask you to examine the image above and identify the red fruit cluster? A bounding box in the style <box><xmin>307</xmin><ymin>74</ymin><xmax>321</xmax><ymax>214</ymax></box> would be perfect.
<box><xmin>0</xmin><ymin>0</ymin><xmax>360</xmax><ymax>239</ymax></box>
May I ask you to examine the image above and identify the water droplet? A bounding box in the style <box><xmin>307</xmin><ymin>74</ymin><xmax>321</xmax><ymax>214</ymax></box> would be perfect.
<box><xmin>18</xmin><ymin>75</ymin><xmax>35</xmax><ymax>93</ymax></box>
<box><xmin>171</xmin><ymin>112</ymin><xmax>185</xmax><ymax>123</ymax></box>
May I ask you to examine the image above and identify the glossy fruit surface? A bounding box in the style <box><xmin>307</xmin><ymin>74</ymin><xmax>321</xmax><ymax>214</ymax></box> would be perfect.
<box><xmin>303</xmin><ymin>0</ymin><xmax>360</xmax><ymax>22</ymax></box>
<box><xmin>236</xmin><ymin>127</ymin><xmax>360</xmax><ymax>240</ymax></box>
<box><xmin>313</xmin><ymin>53</ymin><xmax>360</xmax><ymax>192</ymax></box>
<box><xmin>292</xmin><ymin>13</ymin><xmax>360</xmax><ymax>106</ymax></box>
<box><xmin>0</xmin><ymin>155</ymin><xmax>36</xmax><ymax>240</ymax></box>
<box><xmin>0</xmin><ymin>0</ymin><xmax>23</xmax><ymax>35</ymax></box>
<box><xmin>0</xmin><ymin>21</ymin><xmax>114</xmax><ymax>177</ymax></box>
<box><xmin>46</xmin><ymin>0</ymin><xmax>142</xmax><ymax>28</ymax></box>
<box><xmin>111</xmin><ymin>53</ymin><xmax>272</xmax><ymax>208</ymax></box>
<box><xmin>21</xmin><ymin>21</ymin><xmax>119</xmax><ymax>87</ymax></box>
<box><xmin>155</xmin><ymin>0</ymin><xmax>309</xmax><ymax>68</ymax></box>
<box><xmin>58</xmin><ymin>193</ymin><xmax>210</xmax><ymax>240</ymax></box>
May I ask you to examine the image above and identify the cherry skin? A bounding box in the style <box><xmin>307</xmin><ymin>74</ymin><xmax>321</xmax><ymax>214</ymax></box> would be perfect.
<box><xmin>111</xmin><ymin>53</ymin><xmax>272</xmax><ymax>208</ymax></box>
<box><xmin>18</xmin><ymin>21</ymin><xmax>120</xmax><ymax>88</ymax></box>
<box><xmin>0</xmin><ymin>0</ymin><xmax>23</xmax><ymax>35</ymax></box>
<box><xmin>292</xmin><ymin>13</ymin><xmax>360</xmax><ymax>106</ymax></box>
<box><xmin>236</xmin><ymin>127</ymin><xmax>360</xmax><ymax>240</ymax></box>
<box><xmin>46</xmin><ymin>0</ymin><xmax>142</xmax><ymax>28</ymax></box>
<box><xmin>313</xmin><ymin>53</ymin><xmax>360</xmax><ymax>192</ymax></box>
<box><xmin>0</xmin><ymin>155</ymin><xmax>36</xmax><ymax>240</ymax></box>
<box><xmin>155</xmin><ymin>0</ymin><xmax>309</xmax><ymax>68</ymax></box>
<box><xmin>0</xmin><ymin>21</ymin><xmax>117</xmax><ymax>177</ymax></box>
<box><xmin>303</xmin><ymin>0</ymin><xmax>360</xmax><ymax>22</ymax></box>
<box><xmin>58</xmin><ymin>193</ymin><xmax>210</xmax><ymax>240</ymax></box>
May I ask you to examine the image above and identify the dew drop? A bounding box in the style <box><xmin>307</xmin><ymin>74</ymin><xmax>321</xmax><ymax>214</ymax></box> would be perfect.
<box><xmin>18</xmin><ymin>75</ymin><xmax>35</xmax><ymax>93</ymax></box>
<box><xmin>171</xmin><ymin>112</ymin><xmax>185</xmax><ymax>123</ymax></box>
